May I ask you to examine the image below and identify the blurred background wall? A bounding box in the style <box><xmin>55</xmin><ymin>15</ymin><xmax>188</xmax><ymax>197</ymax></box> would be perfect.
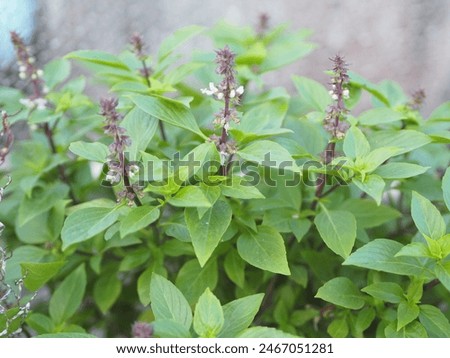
<box><xmin>1</xmin><ymin>0</ymin><xmax>449</xmax><ymax>115</ymax></box>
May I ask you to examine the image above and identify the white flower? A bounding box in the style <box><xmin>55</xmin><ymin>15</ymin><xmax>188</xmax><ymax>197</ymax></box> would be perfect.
<box><xmin>331</xmin><ymin>93</ymin><xmax>338</xmax><ymax>101</ymax></box>
<box><xmin>106</xmin><ymin>173</ymin><xmax>120</xmax><ymax>183</ymax></box>
<box><xmin>43</xmin><ymin>86</ymin><xmax>50</xmax><ymax>94</ymax></box>
<box><xmin>31</xmin><ymin>73</ymin><xmax>37</xmax><ymax>80</ymax></box>
<box><xmin>128</xmin><ymin>164</ymin><xmax>140</xmax><ymax>178</ymax></box>
<box><xmin>19</xmin><ymin>65</ymin><xmax>26</xmax><ymax>72</ymax></box>
<box><xmin>34</xmin><ymin>98</ymin><xmax>47</xmax><ymax>110</ymax></box>
<box><xmin>28</xmin><ymin>56</ymin><xmax>35</xmax><ymax>64</ymax></box>
<box><xmin>328</xmin><ymin>90</ymin><xmax>334</xmax><ymax>96</ymax></box>
<box><xmin>20</xmin><ymin>98</ymin><xmax>47</xmax><ymax>110</ymax></box>
<box><xmin>336</xmin><ymin>130</ymin><xmax>346</xmax><ymax>139</ymax></box>
<box><xmin>36</xmin><ymin>69</ymin><xmax>44</xmax><ymax>78</ymax></box>
<box><xmin>19</xmin><ymin>72</ymin><xmax>27</xmax><ymax>80</ymax></box>
<box><xmin>216</xmin><ymin>92</ymin><xmax>224</xmax><ymax>100</ymax></box>
<box><xmin>219</xmin><ymin>150</ymin><xmax>229</xmax><ymax>165</ymax></box>
<box><xmin>223</xmin><ymin>121</ymin><xmax>230</xmax><ymax>133</ymax></box>
<box><xmin>343</xmin><ymin>89</ymin><xmax>350</xmax><ymax>99</ymax></box>
<box><xmin>229</xmin><ymin>89</ymin><xmax>236</xmax><ymax>98</ymax></box>
<box><xmin>201</xmin><ymin>82</ymin><xmax>219</xmax><ymax>96</ymax></box>
<box><xmin>19</xmin><ymin>98</ymin><xmax>35</xmax><ymax>109</ymax></box>
<box><xmin>236</xmin><ymin>85</ymin><xmax>244</xmax><ymax>95</ymax></box>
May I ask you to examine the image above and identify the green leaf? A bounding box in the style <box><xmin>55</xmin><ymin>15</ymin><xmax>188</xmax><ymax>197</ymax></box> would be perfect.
<box><xmin>374</xmin><ymin>162</ymin><xmax>429</xmax><ymax>179</ymax></box>
<box><xmin>348</xmin><ymin>71</ymin><xmax>389</xmax><ymax>106</ymax></box>
<box><xmin>163</xmin><ymin>219</ymin><xmax>190</xmax><ymax>242</ymax></box>
<box><xmin>137</xmin><ymin>267</ymin><xmax>154</xmax><ymax>306</ymax></box>
<box><xmin>236</xmin><ymin>41</ymin><xmax>267</xmax><ymax>65</ymax></box>
<box><xmin>290</xmin><ymin>266</ymin><xmax>309</xmax><ymax>288</ymax></box>
<box><xmin>221</xmin><ymin>177</ymin><xmax>265</xmax><ymax>199</ymax></box>
<box><xmin>238</xmin><ymin>91</ymin><xmax>289</xmax><ymax>133</ymax></box>
<box><xmin>411</xmin><ymin>191</ymin><xmax>446</xmax><ymax>240</ymax></box>
<box><xmin>110</xmin><ymin>81</ymin><xmax>149</xmax><ymax>94</ymax></box>
<box><xmin>43</xmin><ymin>58</ymin><xmax>71</xmax><ymax>89</ymax></box>
<box><xmin>328</xmin><ymin>317</ymin><xmax>349</xmax><ymax>338</ymax></box>
<box><xmin>193</xmin><ymin>288</ymin><xmax>224</xmax><ymax>337</ymax></box>
<box><xmin>176</xmin><ymin>259</ymin><xmax>218</xmax><ymax>305</ymax></box>
<box><xmin>49</xmin><ymin>264</ymin><xmax>87</xmax><ymax>325</ymax></box>
<box><xmin>343</xmin><ymin>126</ymin><xmax>370</xmax><ymax>158</ymax></box>
<box><xmin>158</xmin><ymin>25</ymin><xmax>205</xmax><ymax>61</ymax></box>
<box><xmin>358</xmin><ymin>147</ymin><xmax>402</xmax><ymax>173</ymax></box>
<box><xmin>353</xmin><ymin>174</ymin><xmax>385</xmax><ymax>205</ymax></box>
<box><xmin>260</xmin><ymin>31</ymin><xmax>314</xmax><ymax>72</ymax></box>
<box><xmin>315</xmin><ymin>277</ymin><xmax>365</xmax><ymax>310</ymax></box>
<box><xmin>21</xmin><ymin>261</ymin><xmax>64</xmax><ymax>291</ymax></box>
<box><xmin>26</xmin><ymin>313</ymin><xmax>55</xmax><ymax>334</ymax></box>
<box><xmin>150</xmin><ymin>273</ymin><xmax>192</xmax><ymax>330</ymax></box>
<box><xmin>429</xmin><ymin>132</ymin><xmax>450</xmax><ymax>143</ymax></box>
<box><xmin>122</xmin><ymin>107</ymin><xmax>158</xmax><ymax>161</ymax></box>
<box><xmin>168</xmin><ymin>186</ymin><xmax>212</xmax><ymax>208</ymax></box>
<box><xmin>152</xmin><ymin>319</ymin><xmax>191</xmax><ymax>338</ymax></box>
<box><xmin>438</xmin><ymin>235</ymin><xmax>450</xmax><ymax>258</ymax></box>
<box><xmin>36</xmin><ymin>333</ymin><xmax>97</xmax><ymax>338</ymax></box>
<box><xmin>354</xmin><ymin>307</ymin><xmax>376</xmax><ymax>335</ymax></box>
<box><xmin>290</xmin><ymin>218</ymin><xmax>311</xmax><ymax>243</ymax></box>
<box><xmin>340</xmin><ymin>199</ymin><xmax>401</xmax><ymax>228</ymax></box>
<box><xmin>428</xmin><ymin>101</ymin><xmax>450</xmax><ymax>121</ymax></box>
<box><xmin>343</xmin><ymin>239</ymin><xmax>433</xmax><ymax>277</ymax></box>
<box><xmin>368</xmin><ymin>130</ymin><xmax>431</xmax><ymax>155</ymax></box>
<box><xmin>314</xmin><ymin>208</ymin><xmax>356</xmax><ymax>259</ymax></box>
<box><xmin>65</xmin><ymin>50</ymin><xmax>130</xmax><ymax>70</ymax></box>
<box><xmin>61</xmin><ymin>205</ymin><xmax>122</xmax><ymax>250</ymax></box>
<box><xmin>69</xmin><ymin>141</ymin><xmax>109</xmax><ymax>162</ymax></box>
<box><xmin>130</xmin><ymin>94</ymin><xmax>205</xmax><ymax>138</ymax></box>
<box><xmin>395</xmin><ymin>242</ymin><xmax>432</xmax><ymax>259</ymax></box>
<box><xmin>223</xmin><ymin>250</ymin><xmax>246</xmax><ymax>288</ymax></box>
<box><xmin>118</xmin><ymin>248</ymin><xmax>150</xmax><ymax>272</ymax></box>
<box><xmin>358</xmin><ymin>107</ymin><xmax>404</xmax><ymax>126</ymax></box>
<box><xmin>119</xmin><ymin>206</ymin><xmax>160</xmax><ymax>237</ymax></box>
<box><xmin>18</xmin><ymin>183</ymin><xmax>69</xmax><ymax>226</ymax></box>
<box><xmin>218</xmin><ymin>294</ymin><xmax>264</xmax><ymax>337</ymax></box>
<box><xmin>177</xmin><ymin>142</ymin><xmax>219</xmax><ymax>182</ymax></box>
<box><xmin>93</xmin><ymin>272</ymin><xmax>122</xmax><ymax>314</ymax></box>
<box><xmin>397</xmin><ymin>302</ymin><xmax>420</xmax><ymax>330</ymax></box>
<box><xmin>238</xmin><ymin>327</ymin><xmax>297</xmax><ymax>338</ymax></box>
<box><xmin>185</xmin><ymin>199</ymin><xmax>232</xmax><ymax>266</ymax></box>
<box><xmin>4</xmin><ymin>246</ymin><xmax>48</xmax><ymax>282</ymax></box>
<box><xmin>165</xmin><ymin>62</ymin><xmax>205</xmax><ymax>85</ymax></box>
<box><xmin>263</xmin><ymin>208</ymin><xmax>296</xmax><ymax>233</ymax></box>
<box><xmin>361</xmin><ymin>282</ymin><xmax>404</xmax><ymax>303</ymax></box>
<box><xmin>419</xmin><ymin>304</ymin><xmax>450</xmax><ymax>337</ymax></box>
<box><xmin>443</xmin><ymin>167</ymin><xmax>450</xmax><ymax>211</ymax></box>
<box><xmin>237</xmin><ymin>225</ymin><xmax>290</xmax><ymax>275</ymax></box>
<box><xmin>435</xmin><ymin>263</ymin><xmax>450</xmax><ymax>291</ymax></box>
<box><xmin>375</xmin><ymin>80</ymin><xmax>408</xmax><ymax>107</ymax></box>
<box><xmin>385</xmin><ymin>321</ymin><xmax>428</xmax><ymax>338</ymax></box>
<box><xmin>238</xmin><ymin>140</ymin><xmax>300</xmax><ymax>172</ymax></box>
<box><xmin>406</xmin><ymin>278</ymin><xmax>423</xmax><ymax>303</ymax></box>
<box><xmin>292</xmin><ymin>75</ymin><xmax>332</xmax><ymax>112</ymax></box>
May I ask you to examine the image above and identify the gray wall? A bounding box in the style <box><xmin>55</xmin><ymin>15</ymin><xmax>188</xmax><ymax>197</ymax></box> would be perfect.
<box><xmin>32</xmin><ymin>0</ymin><xmax>450</xmax><ymax>115</ymax></box>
